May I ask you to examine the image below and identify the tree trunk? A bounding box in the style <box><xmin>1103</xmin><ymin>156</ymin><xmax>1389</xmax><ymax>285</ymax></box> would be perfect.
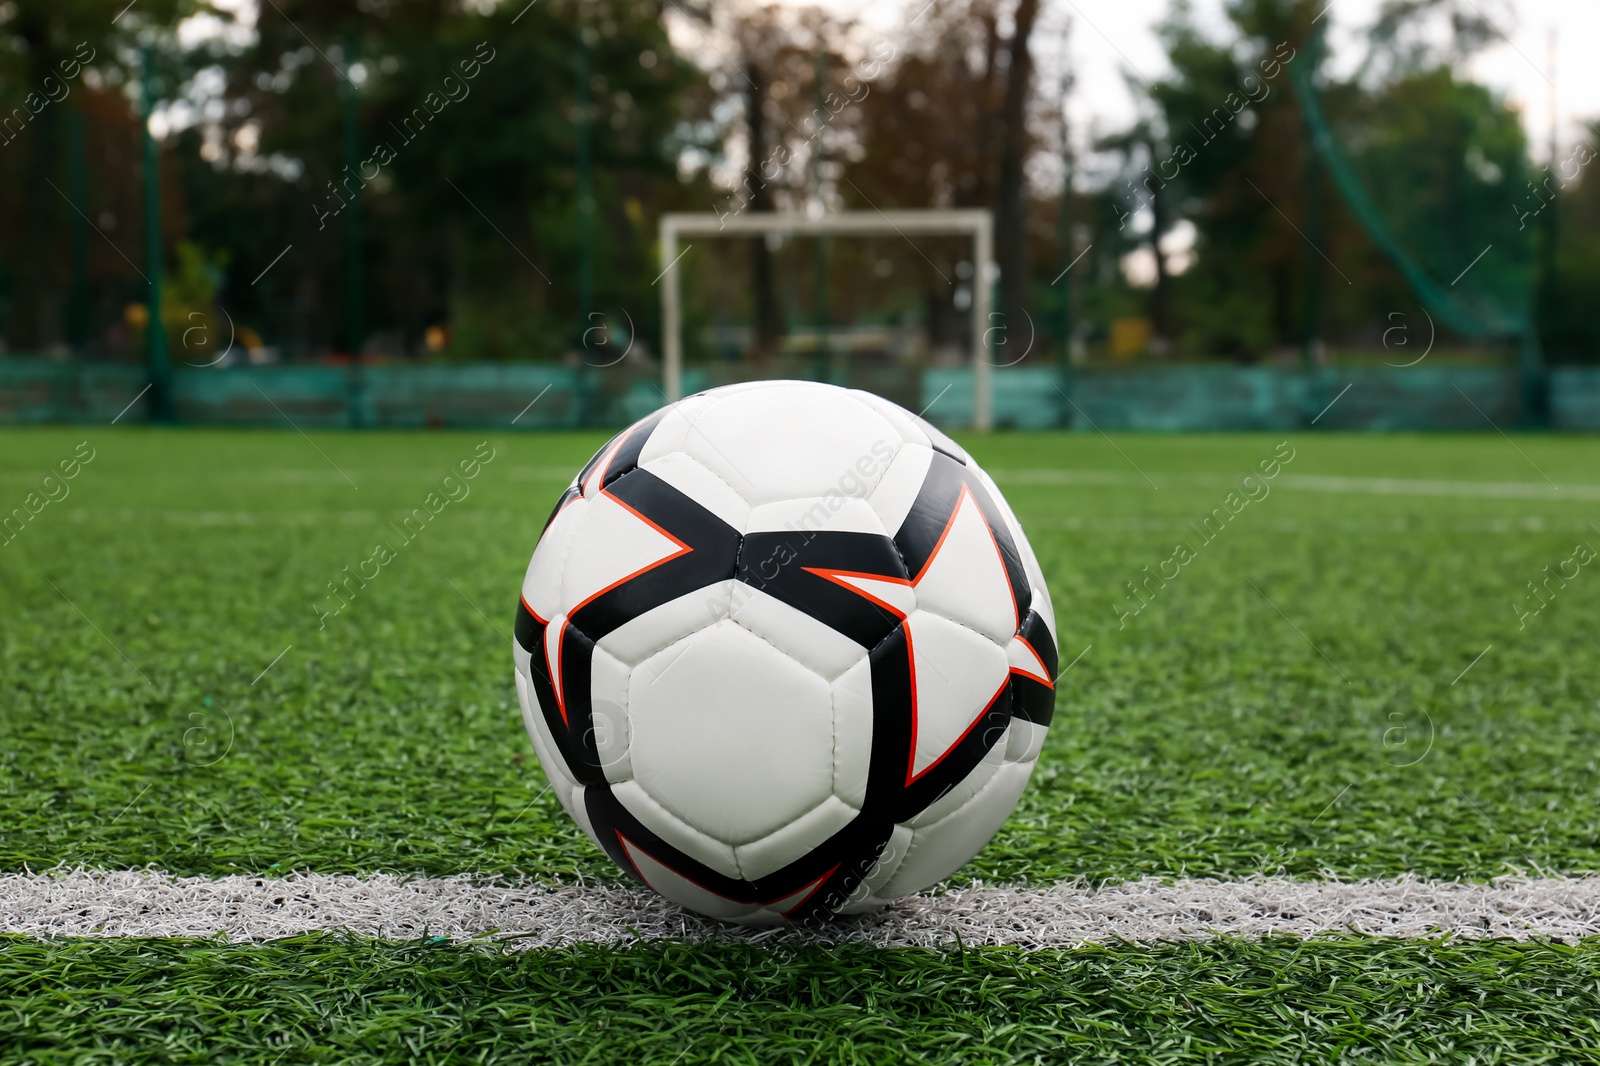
<box><xmin>1147</xmin><ymin>141</ymin><xmax>1172</xmax><ymax>350</ymax></box>
<box><xmin>12</xmin><ymin>13</ymin><xmax>64</xmax><ymax>351</ymax></box>
<box><xmin>994</xmin><ymin>0</ymin><xmax>1040</xmax><ymax>345</ymax></box>
<box><xmin>743</xmin><ymin>56</ymin><xmax>782</xmax><ymax>365</ymax></box>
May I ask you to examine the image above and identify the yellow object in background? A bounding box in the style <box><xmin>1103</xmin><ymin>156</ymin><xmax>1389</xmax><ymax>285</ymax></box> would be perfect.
<box><xmin>1111</xmin><ymin>317</ymin><xmax>1151</xmax><ymax>360</ymax></box>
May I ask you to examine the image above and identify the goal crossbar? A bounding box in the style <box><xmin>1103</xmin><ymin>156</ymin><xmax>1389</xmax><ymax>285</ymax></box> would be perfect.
<box><xmin>657</xmin><ymin>210</ymin><xmax>995</xmax><ymax>430</ymax></box>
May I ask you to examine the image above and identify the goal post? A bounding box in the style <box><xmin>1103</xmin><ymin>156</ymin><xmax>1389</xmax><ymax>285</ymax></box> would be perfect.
<box><xmin>657</xmin><ymin>210</ymin><xmax>996</xmax><ymax>430</ymax></box>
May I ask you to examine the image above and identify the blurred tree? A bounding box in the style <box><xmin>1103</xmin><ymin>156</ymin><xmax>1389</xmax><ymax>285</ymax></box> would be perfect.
<box><xmin>1541</xmin><ymin>122</ymin><xmax>1600</xmax><ymax>364</ymax></box>
<box><xmin>993</xmin><ymin>0</ymin><xmax>1038</xmax><ymax>339</ymax></box>
<box><xmin>194</xmin><ymin>0</ymin><xmax>699</xmax><ymax>361</ymax></box>
<box><xmin>838</xmin><ymin>0</ymin><xmax>1046</xmax><ymax>352</ymax></box>
<box><xmin>0</xmin><ymin>0</ymin><xmax>190</xmax><ymax>352</ymax></box>
<box><xmin>1126</xmin><ymin>0</ymin><xmax>1528</xmax><ymax>361</ymax></box>
<box><xmin>1097</xmin><ymin>118</ymin><xmax>1176</xmax><ymax>349</ymax></box>
<box><xmin>672</xmin><ymin>1</ymin><xmax>856</xmax><ymax>363</ymax></box>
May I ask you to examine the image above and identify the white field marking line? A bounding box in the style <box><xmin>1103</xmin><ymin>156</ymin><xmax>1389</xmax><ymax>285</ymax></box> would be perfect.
<box><xmin>989</xmin><ymin>468</ymin><xmax>1600</xmax><ymax>502</ymax></box>
<box><xmin>250</xmin><ymin>384</ymin><xmax>360</xmax><ymax>490</ymax></box>
<box><xmin>46</xmin><ymin>509</ymin><xmax>1600</xmax><ymax>534</ymax></box>
<box><xmin>0</xmin><ymin>465</ymin><xmax>569</xmax><ymax>487</ymax></box>
<box><xmin>8</xmin><ymin>870</ymin><xmax>1600</xmax><ymax>946</ymax></box>
<box><xmin>1452</xmin><ymin>384</ymin><xmax>1559</xmax><ymax>490</ymax></box>
<box><xmin>1050</xmin><ymin>386</ymin><xmax>1160</xmax><ymax>490</ymax></box>
<box><xmin>32</xmin><ymin>464</ymin><xmax>1593</xmax><ymax>502</ymax></box>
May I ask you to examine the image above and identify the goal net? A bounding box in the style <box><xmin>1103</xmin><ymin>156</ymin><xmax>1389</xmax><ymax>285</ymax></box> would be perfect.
<box><xmin>657</xmin><ymin>210</ymin><xmax>999</xmax><ymax>430</ymax></box>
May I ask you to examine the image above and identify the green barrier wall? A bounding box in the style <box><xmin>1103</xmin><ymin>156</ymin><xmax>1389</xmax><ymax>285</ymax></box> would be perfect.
<box><xmin>2</xmin><ymin>359</ymin><xmax>1597</xmax><ymax>431</ymax></box>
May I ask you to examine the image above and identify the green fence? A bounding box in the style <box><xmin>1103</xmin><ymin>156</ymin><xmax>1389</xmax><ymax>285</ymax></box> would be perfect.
<box><xmin>2</xmin><ymin>358</ymin><xmax>1598</xmax><ymax>431</ymax></box>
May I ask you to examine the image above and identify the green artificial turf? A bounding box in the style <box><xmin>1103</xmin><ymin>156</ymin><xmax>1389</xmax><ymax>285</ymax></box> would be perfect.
<box><xmin>1</xmin><ymin>428</ymin><xmax>1598</xmax><ymax>884</ymax></box>
<box><xmin>4</xmin><ymin>935</ymin><xmax>1599</xmax><ymax>1064</ymax></box>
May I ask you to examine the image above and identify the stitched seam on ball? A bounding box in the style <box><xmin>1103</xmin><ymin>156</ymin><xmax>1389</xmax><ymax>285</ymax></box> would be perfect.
<box><xmin>674</xmin><ymin>395</ymin><xmax>763</xmax><ymax>502</ymax></box>
<box><xmin>829</xmin><ymin>665</ymin><xmax>842</xmax><ymax>821</ymax></box>
<box><xmin>725</xmin><ymin>615</ymin><xmax>823</xmax><ymax>678</ymax></box>
<box><xmin>608</xmin><ymin>584</ymin><xmax>734</xmax><ymax>668</ymax></box>
<box><xmin>545</xmin><ymin>496</ymin><xmax>585</xmax><ymax>620</ymax></box>
<box><xmin>885</xmin><ymin>765</ymin><xmax>1020</xmax><ymax>898</ymax></box>
<box><xmin>651</xmin><ymin>451</ymin><xmax>749</xmax><ymax>534</ymax></box>
<box><xmin>717</xmin><ymin>616</ymin><xmax>858</xmax><ymax>868</ymax></box>
<box><xmin>866</xmin><ymin>604</ymin><xmax>1017</xmax><ymax>658</ymax></box>
<box><xmin>624</xmin><ymin>778</ymin><xmax>744</xmax><ymax>873</ymax></box>
<box><xmin>846</xmin><ymin>388</ymin><xmax>924</xmax><ymax>446</ymax></box>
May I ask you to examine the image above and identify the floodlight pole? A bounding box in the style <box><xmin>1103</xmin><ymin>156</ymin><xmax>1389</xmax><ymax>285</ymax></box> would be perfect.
<box><xmin>657</xmin><ymin>211</ymin><xmax>994</xmax><ymax>428</ymax></box>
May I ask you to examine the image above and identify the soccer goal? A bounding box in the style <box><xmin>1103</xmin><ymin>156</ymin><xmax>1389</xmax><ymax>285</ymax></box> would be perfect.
<box><xmin>657</xmin><ymin>210</ymin><xmax>997</xmax><ymax>430</ymax></box>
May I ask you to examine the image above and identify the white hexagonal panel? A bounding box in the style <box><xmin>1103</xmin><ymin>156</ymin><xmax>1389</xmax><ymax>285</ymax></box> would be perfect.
<box><xmin>745</xmin><ymin>496</ymin><xmax>887</xmax><ymax>538</ymax></box>
<box><xmin>595</xmin><ymin>580</ymin><xmax>736</xmax><ymax>668</ymax></box>
<box><xmin>610</xmin><ymin>778</ymin><xmax>741</xmax><ymax>880</ymax></box>
<box><xmin>866</xmin><ymin>442</ymin><xmax>934</xmax><ymax>538</ymax></box>
<box><xmin>515</xmin><ymin>670</ymin><xmax>578</xmax><ymax>821</ymax></box>
<box><xmin>731</xmin><ymin>587</ymin><xmax>867</xmax><ymax>684</ymax></box>
<box><xmin>639</xmin><ymin>451</ymin><xmax>751</xmax><ymax>532</ymax></box>
<box><xmin>520</xmin><ymin>494</ymin><xmax>585</xmax><ymax>622</ymax></box>
<box><xmin>733</xmin><ymin>795</ymin><xmax>858</xmax><ymax>881</ymax></box>
<box><xmin>639</xmin><ymin>382</ymin><xmax>903</xmax><ymax>505</ymax></box>
<box><xmin>614</xmin><ymin>828</ymin><xmax>754</xmax><ymax>922</ymax></box>
<box><xmin>627</xmin><ymin>620</ymin><xmax>835</xmax><ymax>846</ymax></box>
<box><xmin>881</xmin><ymin>761</ymin><xmax>1034</xmax><ymax>899</ymax></box>
<box><xmin>829</xmin><ymin>657</ymin><xmax>875</xmax><ymax>809</ymax></box>
<box><xmin>848</xmin><ymin>388</ymin><xmax>932</xmax><ymax>450</ymax></box>
<box><xmin>588</xmin><ymin>646</ymin><xmax>633</xmax><ymax>784</ymax></box>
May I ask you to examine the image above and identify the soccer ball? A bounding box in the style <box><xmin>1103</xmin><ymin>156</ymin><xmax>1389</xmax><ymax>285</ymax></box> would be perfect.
<box><xmin>513</xmin><ymin>381</ymin><xmax>1057</xmax><ymax>924</ymax></box>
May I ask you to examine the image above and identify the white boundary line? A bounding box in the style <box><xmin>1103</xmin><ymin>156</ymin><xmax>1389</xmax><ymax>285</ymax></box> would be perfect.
<box><xmin>6</xmin><ymin>870</ymin><xmax>1599</xmax><ymax>947</ymax></box>
<box><xmin>991</xmin><ymin>469</ymin><xmax>1600</xmax><ymax>502</ymax></box>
